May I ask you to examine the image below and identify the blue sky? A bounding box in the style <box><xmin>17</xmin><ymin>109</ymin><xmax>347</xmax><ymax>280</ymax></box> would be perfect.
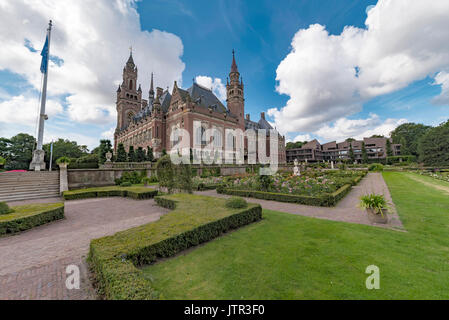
<box><xmin>0</xmin><ymin>0</ymin><xmax>448</xmax><ymax>149</ymax></box>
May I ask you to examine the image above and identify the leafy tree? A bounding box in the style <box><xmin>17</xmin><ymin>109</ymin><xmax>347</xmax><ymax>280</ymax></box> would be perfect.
<box><xmin>146</xmin><ymin>146</ymin><xmax>154</xmax><ymax>162</ymax></box>
<box><xmin>156</xmin><ymin>155</ymin><xmax>175</xmax><ymax>194</ymax></box>
<box><xmin>361</xmin><ymin>142</ymin><xmax>368</xmax><ymax>164</ymax></box>
<box><xmin>162</xmin><ymin>149</ymin><xmax>167</xmax><ymax>156</ymax></box>
<box><xmin>98</xmin><ymin>139</ymin><xmax>113</xmax><ymax>164</ymax></box>
<box><xmin>0</xmin><ymin>137</ymin><xmax>11</xmax><ymax>158</ymax></box>
<box><xmin>349</xmin><ymin>143</ymin><xmax>355</xmax><ymax>163</ymax></box>
<box><xmin>128</xmin><ymin>146</ymin><xmax>137</xmax><ymax>162</ymax></box>
<box><xmin>370</xmin><ymin>134</ymin><xmax>385</xmax><ymax>138</ymax></box>
<box><xmin>43</xmin><ymin>138</ymin><xmax>89</xmax><ymax>168</ymax></box>
<box><xmin>346</xmin><ymin>138</ymin><xmax>356</xmax><ymax>143</ymax></box>
<box><xmin>0</xmin><ymin>156</ymin><xmax>5</xmax><ymax>169</ymax></box>
<box><xmin>4</xmin><ymin>133</ymin><xmax>36</xmax><ymax>170</ymax></box>
<box><xmin>390</xmin><ymin>123</ymin><xmax>431</xmax><ymax>157</ymax></box>
<box><xmin>286</xmin><ymin>141</ymin><xmax>306</xmax><ymax>150</ymax></box>
<box><xmin>116</xmin><ymin>143</ymin><xmax>127</xmax><ymax>162</ymax></box>
<box><xmin>176</xmin><ymin>163</ymin><xmax>193</xmax><ymax>194</ymax></box>
<box><xmin>386</xmin><ymin>139</ymin><xmax>393</xmax><ymax>157</ymax></box>
<box><xmin>399</xmin><ymin>137</ymin><xmax>408</xmax><ymax>155</ymax></box>
<box><xmin>136</xmin><ymin>147</ymin><xmax>145</xmax><ymax>162</ymax></box>
<box><xmin>418</xmin><ymin>120</ymin><xmax>449</xmax><ymax>166</ymax></box>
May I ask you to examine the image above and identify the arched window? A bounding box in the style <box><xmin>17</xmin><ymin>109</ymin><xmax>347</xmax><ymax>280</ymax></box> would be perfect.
<box><xmin>213</xmin><ymin>128</ymin><xmax>222</xmax><ymax>148</ymax></box>
<box><xmin>129</xmin><ymin>79</ymin><xmax>133</xmax><ymax>90</ymax></box>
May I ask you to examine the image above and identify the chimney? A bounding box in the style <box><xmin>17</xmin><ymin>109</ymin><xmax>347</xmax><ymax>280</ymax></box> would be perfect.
<box><xmin>261</xmin><ymin>112</ymin><xmax>265</xmax><ymax>120</ymax></box>
<box><xmin>156</xmin><ymin>87</ymin><xmax>163</xmax><ymax>98</ymax></box>
<box><xmin>246</xmin><ymin>114</ymin><xmax>250</xmax><ymax>121</ymax></box>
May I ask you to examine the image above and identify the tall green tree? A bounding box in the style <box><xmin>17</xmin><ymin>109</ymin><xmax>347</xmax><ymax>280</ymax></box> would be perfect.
<box><xmin>399</xmin><ymin>137</ymin><xmax>408</xmax><ymax>155</ymax></box>
<box><xmin>349</xmin><ymin>143</ymin><xmax>355</xmax><ymax>163</ymax></box>
<box><xmin>128</xmin><ymin>146</ymin><xmax>137</xmax><ymax>162</ymax></box>
<box><xmin>98</xmin><ymin>139</ymin><xmax>113</xmax><ymax>164</ymax></box>
<box><xmin>386</xmin><ymin>139</ymin><xmax>393</xmax><ymax>157</ymax></box>
<box><xmin>390</xmin><ymin>123</ymin><xmax>431</xmax><ymax>157</ymax></box>
<box><xmin>286</xmin><ymin>141</ymin><xmax>307</xmax><ymax>150</ymax></box>
<box><xmin>4</xmin><ymin>133</ymin><xmax>36</xmax><ymax>170</ymax></box>
<box><xmin>116</xmin><ymin>143</ymin><xmax>127</xmax><ymax>162</ymax></box>
<box><xmin>361</xmin><ymin>142</ymin><xmax>368</xmax><ymax>164</ymax></box>
<box><xmin>418</xmin><ymin>120</ymin><xmax>449</xmax><ymax>166</ymax></box>
<box><xmin>136</xmin><ymin>147</ymin><xmax>145</xmax><ymax>162</ymax></box>
<box><xmin>43</xmin><ymin>138</ymin><xmax>88</xmax><ymax>168</ymax></box>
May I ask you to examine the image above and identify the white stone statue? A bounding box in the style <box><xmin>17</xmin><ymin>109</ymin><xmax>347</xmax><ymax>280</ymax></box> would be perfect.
<box><xmin>293</xmin><ymin>159</ymin><xmax>301</xmax><ymax>176</ymax></box>
<box><xmin>331</xmin><ymin>161</ymin><xmax>334</xmax><ymax>169</ymax></box>
<box><xmin>106</xmin><ymin>151</ymin><xmax>112</xmax><ymax>162</ymax></box>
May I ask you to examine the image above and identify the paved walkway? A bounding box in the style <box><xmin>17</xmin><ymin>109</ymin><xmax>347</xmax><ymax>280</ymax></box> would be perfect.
<box><xmin>197</xmin><ymin>173</ymin><xmax>404</xmax><ymax>230</ymax></box>
<box><xmin>0</xmin><ymin>197</ymin><xmax>169</xmax><ymax>300</ymax></box>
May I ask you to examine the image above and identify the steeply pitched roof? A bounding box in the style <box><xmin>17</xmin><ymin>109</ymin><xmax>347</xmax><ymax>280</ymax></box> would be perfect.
<box><xmin>187</xmin><ymin>83</ymin><xmax>226</xmax><ymax>113</ymax></box>
<box><xmin>257</xmin><ymin>117</ymin><xmax>273</xmax><ymax>130</ymax></box>
<box><xmin>231</xmin><ymin>50</ymin><xmax>239</xmax><ymax>73</ymax></box>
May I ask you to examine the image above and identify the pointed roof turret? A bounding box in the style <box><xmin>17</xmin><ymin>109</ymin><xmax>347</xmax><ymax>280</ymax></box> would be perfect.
<box><xmin>231</xmin><ymin>49</ymin><xmax>239</xmax><ymax>73</ymax></box>
<box><xmin>138</xmin><ymin>84</ymin><xmax>142</xmax><ymax>92</ymax></box>
<box><xmin>117</xmin><ymin>85</ymin><xmax>121</xmax><ymax>93</ymax></box>
<box><xmin>149</xmin><ymin>72</ymin><xmax>154</xmax><ymax>98</ymax></box>
<box><xmin>126</xmin><ymin>47</ymin><xmax>135</xmax><ymax>69</ymax></box>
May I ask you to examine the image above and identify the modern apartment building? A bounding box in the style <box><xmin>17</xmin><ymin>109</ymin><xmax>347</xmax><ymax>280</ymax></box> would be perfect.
<box><xmin>286</xmin><ymin>137</ymin><xmax>401</xmax><ymax>163</ymax></box>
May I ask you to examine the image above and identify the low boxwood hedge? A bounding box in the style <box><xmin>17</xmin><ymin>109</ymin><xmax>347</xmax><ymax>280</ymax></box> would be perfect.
<box><xmin>0</xmin><ymin>203</ymin><xmax>64</xmax><ymax>236</ymax></box>
<box><xmin>88</xmin><ymin>194</ymin><xmax>262</xmax><ymax>300</ymax></box>
<box><xmin>217</xmin><ymin>173</ymin><xmax>365</xmax><ymax>207</ymax></box>
<box><xmin>63</xmin><ymin>186</ymin><xmax>158</xmax><ymax>200</ymax></box>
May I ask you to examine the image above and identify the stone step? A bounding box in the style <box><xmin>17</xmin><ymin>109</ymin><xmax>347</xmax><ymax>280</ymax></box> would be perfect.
<box><xmin>1</xmin><ymin>192</ymin><xmax>61</xmax><ymax>203</ymax></box>
<box><xmin>0</xmin><ymin>181</ymin><xmax>59</xmax><ymax>186</ymax></box>
<box><xmin>0</xmin><ymin>188</ymin><xmax>60</xmax><ymax>196</ymax></box>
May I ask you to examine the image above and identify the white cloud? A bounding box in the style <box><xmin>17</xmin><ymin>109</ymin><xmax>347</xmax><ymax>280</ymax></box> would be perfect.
<box><xmin>432</xmin><ymin>71</ymin><xmax>449</xmax><ymax>105</ymax></box>
<box><xmin>0</xmin><ymin>95</ymin><xmax>63</xmax><ymax>127</ymax></box>
<box><xmin>269</xmin><ymin>0</ymin><xmax>449</xmax><ymax>134</ymax></box>
<box><xmin>101</xmin><ymin>127</ymin><xmax>115</xmax><ymax>141</ymax></box>
<box><xmin>292</xmin><ymin>134</ymin><xmax>312</xmax><ymax>142</ymax></box>
<box><xmin>195</xmin><ymin>75</ymin><xmax>227</xmax><ymax>101</ymax></box>
<box><xmin>315</xmin><ymin>114</ymin><xmax>407</xmax><ymax>142</ymax></box>
<box><xmin>0</xmin><ymin>0</ymin><xmax>185</xmax><ymax>125</ymax></box>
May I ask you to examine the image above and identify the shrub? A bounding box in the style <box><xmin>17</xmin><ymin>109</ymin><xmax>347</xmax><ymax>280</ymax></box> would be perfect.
<box><xmin>63</xmin><ymin>186</ymin><xmax>158</xmax><ymax>200</ymax></box>
<box><xmin>0</xmin><ymin>156</ymin><xmax>6</xmax><ymax>167</ymax></box>
<box><xmin>120</xmin><ymin>181</ymin><xmax>132</xmax><ymax>187</ymax></box>
<box><xmin>360</xmin><ymin>193</ymin><xmax>389</xmax><ymax>216</ymax></box>
<box><xmin>258</xmin><ymin>174</ymin><xmax>272</xmax><ymax>192</ymax></box>
<box><xmin>225</xmin><ymin>197</ymin><xmax>248</xmax><ymax>209</ymax></box>
<box><xmin>176</xmin><ymin>163</ymin><xmax>193</xmax><ymax>194</ymax></box>
<box><xmin>88</xmin><ymin>194</ymin><xmax>262</xmax><ymax>299</ymax></box>
<box><xmin>0</xmin><ymin>203</ymin><xmax>64</xmax><ymax>236</ymax></box>
<box><xmin>56</xmin><ymin>156</ymin><xmax>71</xmax><ymax>165</ymax></box>
<box><xmin>0</xmin><ymin>202</ymin><xmax>14</xmax><ymax>215</ymax></box>
<box><xmin>368</xmin><ymin>163</ymin><xmax>384</xmax><ymax>172</ymax></box>
<box><xmin>114</xmin><ymin>171</ymin><xmax>143</xmax><ymax>185</ymax></box>
<box><xmin>156</xmin><ymin>155</ymin><xmax>175</xmax><ymax>194</ymax></box>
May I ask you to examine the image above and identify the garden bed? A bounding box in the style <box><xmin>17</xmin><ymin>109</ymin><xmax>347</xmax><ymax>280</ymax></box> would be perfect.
<box><xmin>0</xmin><ymin>203</ymin><xmax>64</xmax><ymax>236</ymax></box>
<box><xmin>217</xmin><ymin>170</ymin><xmax>366</xmax><ymax>207</ymax></box>
<box><xmin>88</xmin><ymin>194</ymin><xmax>262</xmax><ymax>299</ymax></box>
<box><xmin>63</xmin><ymin>186</ymin><xmax>158</xmax><ymax>200</ymax></box>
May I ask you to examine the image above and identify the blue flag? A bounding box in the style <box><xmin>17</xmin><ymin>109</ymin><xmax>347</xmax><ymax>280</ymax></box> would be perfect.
<box><xmin>40</xmin><ymin>35</ymin><xmax>49</xmax><ymax>74</ymax></box>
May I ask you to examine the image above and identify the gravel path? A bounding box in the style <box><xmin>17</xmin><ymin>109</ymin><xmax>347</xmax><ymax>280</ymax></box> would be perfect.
<box><xmin>0</xmin><ymin>197</ymin><xmax>169</xmax><ymax>300</ymax></box>
<box><xmin>197</xmin><ymin>173</ymin><xmax>404</xmax><ymax>230</ymax></box>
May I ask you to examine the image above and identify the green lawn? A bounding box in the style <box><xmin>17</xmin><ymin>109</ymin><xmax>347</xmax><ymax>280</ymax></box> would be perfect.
<box><xmin>142</xmin><ymin>172</ymin><xmax>449</xmax><ymax>299</ymax></box>
<box><xmin>0</xmin><ymin>203</ymin><xmax>63</xmax><ymax>222</ymax></box>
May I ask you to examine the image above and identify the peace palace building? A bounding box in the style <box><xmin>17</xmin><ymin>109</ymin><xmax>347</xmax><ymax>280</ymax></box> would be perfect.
<box><xmin>114</xmin><ymin>51</ymin><xmax>286</xmax><ymax>163</ymax></box>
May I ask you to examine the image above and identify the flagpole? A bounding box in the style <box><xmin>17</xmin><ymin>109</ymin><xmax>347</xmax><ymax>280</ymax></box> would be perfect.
<box><xmin>30</xmin><ymin>20</ymin><xmax>52</xmax><ymax>171</ymax></box>
<box><xmin>37</xmin><ymin>20</ymin><xmax>52</xmax><ymax>151</ymax></box>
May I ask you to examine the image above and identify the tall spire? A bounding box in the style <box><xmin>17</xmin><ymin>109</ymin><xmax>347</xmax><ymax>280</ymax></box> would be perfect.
<box><xmin>231</xmin><ymin>49</ymin><xmax>239</xmax><ymax>73</ymax></box>
<box><xmin>149</xmin><ymin>72</ymin><xmax>154</xmax><ymax>98</ymax></box>
<box><xmin>126</xmin><ymin>46</ymin><xmax>135</xmax><ymax>68</ymax></box>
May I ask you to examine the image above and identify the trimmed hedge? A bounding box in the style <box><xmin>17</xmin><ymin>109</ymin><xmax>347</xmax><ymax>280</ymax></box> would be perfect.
<box><xmin>0</xmin><ymin>203</ymin><xmax>64</xmax><ymax>236</ymax></box>
<box><xmin>63</xmin><ymin>187</ymin><xmax>158</xmax><ymax>200</ymax></box>
<box><xmin>88</xmin><ymin>194</ymin><xmax>262</xmax><ymax>299</ymax></box>
<box><xmin>217</xmin><ymin>173</ymin><xmax>364</xmax><ymax>207</ymax></box>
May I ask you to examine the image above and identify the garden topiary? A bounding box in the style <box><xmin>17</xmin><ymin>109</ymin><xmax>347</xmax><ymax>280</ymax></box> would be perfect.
<box><xmin>368</xmin><ymin>163</ymin><xmax>384</xmax><ymax>172</ymax></box>
<box><xmin>156</xmin><ymin>155</ymin><xmax>175</xmax><ymax>194</ymax></box>
<box><xmin>0</xmin><ymin>202</ymin><xmax>14</xmax><ymax>215</ymax></box>
<box><xmin>225</xmin><ymin>197</ymin><xmax>248</xmax><ymax>209</ymax></box>
<box><xmin>120</xmin><ymin>181</ymin><xmax>132</xmax><ymax>187</ymax></box>
<box><xmin>176</xmin><ymin>163</ymin><xmax>193</xmax><ymax>194</ymax></box>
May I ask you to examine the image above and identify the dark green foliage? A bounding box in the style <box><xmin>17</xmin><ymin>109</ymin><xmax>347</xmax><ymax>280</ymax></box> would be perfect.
<box><xmin>87</xmin><ymin>194</ymin><xmax>262</xmax><ymax>300</ymax></box>
<box><xmin>136</xmin><ymin>147</ymin><xmax>146</xmax><ymax>162</ymax></box>
<box><xmin>361</xmin><ymin>142</ymin><xmax>368</xmax><ymax>164</ymax></box>
<box><xmin>286</xmin><ymin>141</ymin><xmax>307</xmax><ymax>150</ymax></box>
<box><xmin>63</xmin><ymin>187</ymin><xmax>157</xmax><ymax>200</ymax></box>
<box><xmin>0</xmin><ymin>202</ymin><xmax>13</xmax><ymax>215</ymax></box>
<box><xmin>418</xmin><ymin>120</ymin><xmax>449</xmax><ymax>166</ymax></box>
<box><xmin>386</xmin><ymin>139</ymin><xmax>393</xmax><ymax>157</ymax></box>
<box><xmin>98</xmin><ymin>139</ymin><xmax>113</xmax><ymax>164</ymax></box>
<box><xmin>1</xmin><ymin>133</ymin><xmax>35</xmax><ymax>170</ymax></box>
<box><xmin>120</xmin><ymin>181</ymin><xmax>132</xmax><ymax>187</ymax></box>
<box><xmin>391</xmin><ymin>122</ymin><xmax>431</xmax><ymax>157</ymax></box>
<box><xmin>114</xmin><ymin>171</ymin><xmax>144</xmax><ymax>185</ymax></box>
<box><xmin>176</xmin><ymin>163</ymin><xmax>193</xmax><ymax>194</ymax></box>
<box><xmin>128</xmin><ymin>146</ymin><xmax>137</xmax><ymax>162</ymax></box>
<box><xmin>0</xmin><ymin>204</ymin><xmax>64</xmax><ymax>236</ymax></box>
<box><xmin>258</xmin><ymin>174</ymin><xmax>272</xmax><ymax>191</ymax></box>
<box><xmin>44</xmin><ymin>138</ymin><xmax>89</xmax><ymax>168</ymax></box>
<box><xmin>386</xmin><ymin>155</ymin><xmax>416</xmax><ymax>164</ymax></box>
<box><xmin>146</xmin><ymin>146</ymin><xmax>154</xmax><ymax>162</ymax></box>
<box><xmin>56</xmin><ymin>156</ymin><xmax>71</xmax><ymax>165</ymax></box>
<box><xmin>225</xmin><ymin>197</ymin><xmax>248</xmax><ymax>209</ymax></box>
<box><xmin>156</xmin><ymin>155</ymin><xmax>175</xmax><ymax>194</ymax></box>
<box><xmin>369</xmin><ymin>163</ymin><xmax>384</xmax><ymax>172</ymax></box>
<box><xmin>349</xmin><ymin>143</ymin><xmax>355</xmax><ymax>163</ymax></box>
<box><xmin>116</xmin><ymin>143</ymin><xmax>127</xmax><ymax>162</ymax></box>
<box><xmin>162</xmin><ymin>149</ymin><xmax>167</xmax><ymax>156</ymax></box>
<box><xmin>67</xmin><ymin>153</ymin><xmax>99</xmax><ymax>169</ymax></box>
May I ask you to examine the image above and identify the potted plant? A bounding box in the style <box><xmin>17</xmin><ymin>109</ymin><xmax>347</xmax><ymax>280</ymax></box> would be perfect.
<box><xmin>56</xmin><ymin>156</ymin><xmax>71</xmax><ymax>168</ymax></box>
<box><xmin>359</xmin><ymin>193</ymin><xmax>390</xmax><ymax>224</ymax></box>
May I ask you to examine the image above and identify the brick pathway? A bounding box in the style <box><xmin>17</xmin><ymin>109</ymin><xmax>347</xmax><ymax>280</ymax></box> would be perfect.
<box><xmin>0</xmin><ymin>197</ymin><xmax>169</xmax><ymax>300</ymax></box>
<box><xmin>197</xmin><ymin>173</ymin><xmax>404</xmax><ymax>230</ymax></box>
